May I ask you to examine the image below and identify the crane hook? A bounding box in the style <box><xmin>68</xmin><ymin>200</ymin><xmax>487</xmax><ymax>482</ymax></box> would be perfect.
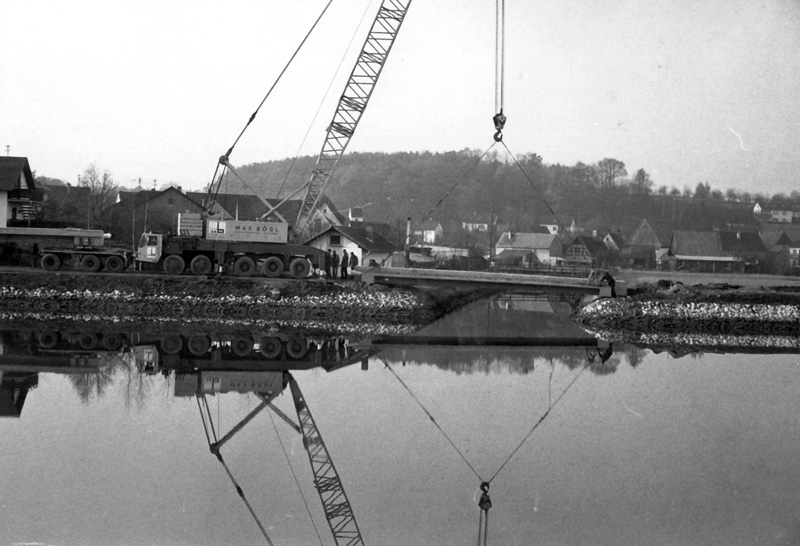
<box><xmin>493</xmin><ymin>112</ymin><xmax>506</xmax><ymax>142</ymax></box>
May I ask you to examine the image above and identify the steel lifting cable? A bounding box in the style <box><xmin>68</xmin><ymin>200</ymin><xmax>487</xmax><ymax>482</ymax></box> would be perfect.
<box><xmin>196</xmin><ymin>395</ymin><xmax>276</xmax><ymax>546</ymax></box>
<box><xmin>267</xmin><ymin>405</ymin><xmax>326</xmax><ymax>546</ymax></box>
<box><xmin>492</xmin><ymin>0</ymin><xmax>506</xmax><ymax>142</ymax></box>
<box><xmin>381</xmin><ymin>141</ymin><xmax>501</xmax><ymax>267</ymax></box>
<box><xmin>208</xmin><ymin>0</ymin><xmax>334</xmax><ymax>193</ymax></box>
<box><xmin>276</xmin><ymin>0</ymin><xmax>376</xmax><ymax>198</ymax></box>
<box><xmin>499</xmin><ymin>139</ymin><xmax>562</xmax><ymax>226</ymax></box>
<box><xmin>379</xmin><ymin>356</ymin><xmax>587</xmax><ymax>538</ymax></box>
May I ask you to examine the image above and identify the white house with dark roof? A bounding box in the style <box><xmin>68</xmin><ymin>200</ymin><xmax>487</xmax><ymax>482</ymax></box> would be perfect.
<box><xmin>494</xmin><ymin>231</ymin><xmax>563</xmax><ymax>266</ymax></box>
<box><xmin>0</xmin><ymin>157</ymin><xmax>39</xmax><ymax>227</ymax></box>
<box><xmin>306</xmin><ymin>224</ymin><xmax>397</xmax><ymax>268</ymax></box>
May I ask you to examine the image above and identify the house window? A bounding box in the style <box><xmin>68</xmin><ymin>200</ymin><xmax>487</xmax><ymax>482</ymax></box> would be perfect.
<box><xmin>168</xmin><ymin>198</ymin><xmax>174</xmax><ymax>205</ymax></box>
<box><xmin>329</xmin><ymin>234</ymin><xmax>342</xmax><ymax>246</ymax></box>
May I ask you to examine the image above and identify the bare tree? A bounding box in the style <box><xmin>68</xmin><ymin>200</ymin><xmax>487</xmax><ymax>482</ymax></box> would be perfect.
<box><xmin>80</xmin><ymin>164</ymin><xmax>119</xmax><ymax>228</ymax></box>
<box><xmin>631</xmin><ymin>168</ymin><xmax>653</xmax><ymax>195</ymax></box>
<box><xmin>594</xmin><ymin>158</ymin><xmax>627</xmax><ymax>193</ymax></box>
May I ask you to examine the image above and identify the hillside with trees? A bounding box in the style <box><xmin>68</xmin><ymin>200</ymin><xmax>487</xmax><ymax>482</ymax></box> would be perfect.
<box><xmin>224</xmin><ymin>150</ymin><xmax>789</xmax><ymax>244</ymax></box>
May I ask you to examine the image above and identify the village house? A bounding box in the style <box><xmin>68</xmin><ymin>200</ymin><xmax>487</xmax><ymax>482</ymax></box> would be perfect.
<box><xmin>0</xmin><ymin>157</ymin><xmax>41</xmax><ymax>227</ymax></box>
<box><xmin>306</xmin><ymin>224</ymin><xmax>396</xmax><ymax>269</ymax></box>
<box><xmin>563</xmin><ymin>235</ymin><xmax>607</xmax><ymax>266</ymax></box>
<box><xmin>668</xmin><ymin>230</ymin><xmax>767</xmax><ymax>273</ymax></box>
<box><xmin>414</xmin><ymin>220</ymin><xmax>443</xmax><ymax>244</ymax></box>
<box><xmin>493</xmin><ymin>231</ymin><xmax>563</xmax><ymax>266</ymax></box>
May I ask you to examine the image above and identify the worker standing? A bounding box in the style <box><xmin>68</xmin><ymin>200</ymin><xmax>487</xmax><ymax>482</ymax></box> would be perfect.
<box><xmin>331</xmin><ymin>250</ymin><xmax>340</xmax><ymax>279</ymax></box>
<box><xmin>341</xmin><ymin>249</ymin><xmax>349</xmax><ymax>279</ymax></box>
<box><xmin>324</xmin><ymin>249</ymin><xmax>332</xmax><ymax>278</ymax></box>
<box><xmin>348</xmin><ymin>251</ymin><xmax>358</xmax><ymax>278</ymax></box>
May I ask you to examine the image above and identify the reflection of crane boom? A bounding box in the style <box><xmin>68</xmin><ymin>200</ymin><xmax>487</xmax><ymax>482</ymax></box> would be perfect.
<box><xmin>196</xmin><ymin>371</ymin><xmax>365</xmax><ymax>545</ymax></box>
<box><xmin>291</xmin><ymin>0</ymin><xmax>413</xmax><ymax>240</ymax></box>
<box><xmin>289</xmin><ymin>375</ymin><xmax>365</xmax><ymax>546</ymax></box>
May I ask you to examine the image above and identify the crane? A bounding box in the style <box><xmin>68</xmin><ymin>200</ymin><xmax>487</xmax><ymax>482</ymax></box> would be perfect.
<box><xmin>261</xmin><ymin>0</ymin><xmax>413</xmax><ymax>241</ymax></box>
<box><xmin>196</xmin><ymin>370</ymin><xmax>366</xmax><ymax>545</ymax></box>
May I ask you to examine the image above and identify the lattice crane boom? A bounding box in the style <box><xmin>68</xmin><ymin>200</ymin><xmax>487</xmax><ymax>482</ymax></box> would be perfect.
<box><xmin>289</xmin><ymin>375</ymin><xmax>365</xmax><ymax>546</ymax></box>
<box><xmin>295</xmin><ymin>0</ymin><xmax>413</xmax><ymax>240</ymax></box>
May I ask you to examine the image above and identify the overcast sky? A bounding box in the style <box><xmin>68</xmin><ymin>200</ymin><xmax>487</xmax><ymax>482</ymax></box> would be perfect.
<box><xmin>2</xmin><ymin>0</ymin><xmax>799</xmax><ymax>198</ymax></box>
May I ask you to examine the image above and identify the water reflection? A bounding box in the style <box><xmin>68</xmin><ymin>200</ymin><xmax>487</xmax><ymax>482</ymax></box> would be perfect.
<box><xmin>2</xmin><ymin>292</ymin><xmax>800</xmax><ymax>545</ymax></box>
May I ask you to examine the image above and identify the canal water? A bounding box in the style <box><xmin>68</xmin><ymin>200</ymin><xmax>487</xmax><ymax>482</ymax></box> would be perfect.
<box><xmin>1</xmin><ymin>293</ymin><xmax>799</xmax><ymax>546</ymax></box>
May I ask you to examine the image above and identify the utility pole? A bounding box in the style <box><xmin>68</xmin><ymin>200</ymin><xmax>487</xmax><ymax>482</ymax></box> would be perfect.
<box><xmin>5</xmin><ymin>145</ymin><xmax>9</xmax><ymax>156</ymax></box>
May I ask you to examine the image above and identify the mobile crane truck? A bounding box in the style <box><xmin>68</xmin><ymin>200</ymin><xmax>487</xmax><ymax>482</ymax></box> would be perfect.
<box><xmin>135</xmin><ymin>210</ymin><xmax>324</xmax><ymax>278</ymax></box>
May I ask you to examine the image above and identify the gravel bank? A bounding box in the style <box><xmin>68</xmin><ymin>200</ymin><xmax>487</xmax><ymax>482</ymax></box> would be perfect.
<box><xmin>573</xmin><ymin>281</ymin><xmax>800</xmax><ymax>353</ymax></box>
<box><xmin>0</xmin><ymin>272</ymin><xmax>485</xmax><ymax>338</ymax></box>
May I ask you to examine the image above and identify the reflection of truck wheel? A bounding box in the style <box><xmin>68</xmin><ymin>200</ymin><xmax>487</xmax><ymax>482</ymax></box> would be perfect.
<box><xmin>163</xmin><ymin>255</ymin><xmax>185</xmax><ymax>275</ymax></box>
<box><xmin>263</xmin><ymin>256</ymin><xmax>285</xmax><ymax>278</ymax></box>
<box><xmin>102</xmin><ymin>333</ymin><xmax>124</xmax><ymax>351</ymax></box>
<box><xmin>232</xmin><ymin>336</ymin><xmax>254</xmax><ymax>356</ymax></box>
<box><xmin>161</xmin><ymin>334</ymin><xmax>183</xmax><ymax>354</ymax></box>
<box><xmin>259</xmin><ymin>336</ymin><xmax>282</xmax><ymax>359</ymax></box>
<box><xmin>78</xmin><ymin>333</ymin><xmax>100</xmax><ymax>350</ymax></box>
<box><xmin>289</xmin><ymin>258</ymin><xmax>311</xmax><ymax>278</ymax></box>
<box><xmin>188</xmin><ymin>335</ymin><xmax>211</xmax><ymax>355</ymax></box>
<box><xmin>41</xmin><ymin>253</ymin><xmax>61</xmax><ymax>272</ymax></box>
<box><xmin>286</xmin><ymin>337</ymin><xmax>309</xmax><ymax>359</ymax></box>
<box><xmin>190</xmin><ymin>255</ymin><xmax>213</xmax><ymax>276</ymax></box>
<box><xmin>37</xmin><ymin>331</ymin><xmax>60</xmax><ymax>349</ymax></box>
<box><xmin>82</xmin><ymin>255</ymin><xmax>102</xmax><ymax>273</ymax></box>
<box><xmin>104</xmin><ymin>255</ymin><xmax>126</xmax><ymax>273</ymax></box>
<box><xmin>233</xmin><ymin>256</ymin><xmax>257</xmax><ymax>277</ymax></box>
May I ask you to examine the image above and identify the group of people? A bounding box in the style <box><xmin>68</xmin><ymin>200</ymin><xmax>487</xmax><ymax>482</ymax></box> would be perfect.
<box><xmin>323</xmin><ymin>248</ymin><xmax>358</xmax><ymax>280</ymax></box>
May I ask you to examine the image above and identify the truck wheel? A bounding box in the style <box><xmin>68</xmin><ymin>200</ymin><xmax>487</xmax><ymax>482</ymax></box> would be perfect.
<box><xmin>81</xmin><ymin>255</ymin><xmax>102</xmax><ymax>273</ymax></box>
<box><xmin>232</xmin><ymin>336</ymin><xmax>254</xmax><ymax>356</ymax></box>
<box><xmin>263</xmin><ymin>256</ymin><xmax>285</xmax><ymax>278</ymax></box>
<box><xmin>41</xmin><ymin>253</ymin><xmax>61</xmax><ymax>272</ymax></box>
<box><xmin>259</xmin><ymin>336</ymin><xmax>282</xmax><ymax>359</ymax></box>
<box><xmin>233</xmin><ymin>256</ymin><xmax>256</xmax><ymax>277</ymax></box>
<box><xmin>37</xmin><ymin>331</ymin><xmax>60</xmax><ymax>349</ymax></box>
<box><xmin>190</xmin><ymin>255</ymin><xmax>213</xmax><ymax>276</ymax></box>
<box><xmin>163</xmin><ymin>255</ymin><xmax>185</xmax><ymax>275</ymax></box>
<box><xmin>78</xmin><ymin>333</ymin><xmax>99</xmax><ymax>350</ymax></box>
<box><xmin>286</xmin><ymin>337</ymin><xmax>309</xmax><ymax>359</ymax></box>
<box><xmin>289</xmin><ymin>257</ymin><xmax>311</xmax><ymax>278</ymax></box>
<box><xmin>104</xmin><ymin>255</ymin><xmax>126</xmax><ymax>273</ymax></box>
<box><xmin>188</xmin><ymin>335</ymin><xmax>211</xmax><ymax>356</ymax></box>
<box><xmin>161</xmin><ymin>334</ymin><xmax>183</xmax><ymax>354</ymax></box>
<box><xmin>102</xmin><ymin>333</ymin><xmax>124</xmax><ymax>351</ymax></box>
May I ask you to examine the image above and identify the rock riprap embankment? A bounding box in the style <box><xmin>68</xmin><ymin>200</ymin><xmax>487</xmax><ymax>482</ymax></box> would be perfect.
<box><xmin>572</xmin><ymin>283</ymin><xmax>800</xmax><ymax>352</ymax></box>
<box><xmin>0</xmin><ymin>273</ymin><xmax>443</xmax><ymax>336</ymax></box>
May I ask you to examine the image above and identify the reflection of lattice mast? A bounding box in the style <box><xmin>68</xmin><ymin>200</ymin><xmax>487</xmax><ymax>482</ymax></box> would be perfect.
<box><xmin>289</xmin><ymin>375</ymin><xmax>365</xmax><ymax>546</ymax></box>
<box><xmin>295</xmin><ymin>0</ymin><xmax>413</xmax><ymax>239</ymax></box>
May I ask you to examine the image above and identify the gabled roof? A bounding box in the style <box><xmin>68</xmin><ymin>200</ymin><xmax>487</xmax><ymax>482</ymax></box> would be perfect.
<box><xmin>186</xmin><ymin>191</ymin><xmax>303</xmax><ymax>222</ymax></box>
<box><xmin>567</xmin><ymin>235</ymin><xmax>606</xmax><ymax>255</ymax></box>
<box><xmin>671</xmin><ymin>231</ymin><xmax>725</xmax><ymax>257</ymax></box>
<box><xmin>761</xmin><ymin>231</ymin><xmax>794</xmax><ymax>248</ymax></box>
<box><xmin>117</xmin><ymin>187</ymin><xmax>206</xmax><ymax>211</ymax></box>
<box><xmin>310</xmin><ymin>224</ymin><xmax>396</xmax><ymax>252</ymax></box>
<box><xmin>493</xmin><ymin>248</ymin><xmax>532</xmax><ymax>263</ymax></box>
<box><xmin>718</xmin><ymin>230</ymin><xmax>766</xmax><ymax>253</ymax></box>
<box><xmin>632</xmin><ymin>219</ymin><xmax>677</xmax><ymax>247</ymax></box>
<box><xmin>0</xmin><ymin>156</ymin><xmax>35</xmax><ymax>191</ymax></box>
<box><xmin>417</xmin><ymin>220</ymin><xmax>442</xmax><ymax>231</ymax></box>
<box><xmin>496</xmin><ymin>232</ymin><xmax>560</xmax><ymax>249</ymax></box>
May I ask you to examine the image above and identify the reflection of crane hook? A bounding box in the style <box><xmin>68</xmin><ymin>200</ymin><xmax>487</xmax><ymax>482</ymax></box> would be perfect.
<box><xmin>478</xmin><ymin>481</ymin><xmax>492</xmax><ymax>511</ymax></box>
